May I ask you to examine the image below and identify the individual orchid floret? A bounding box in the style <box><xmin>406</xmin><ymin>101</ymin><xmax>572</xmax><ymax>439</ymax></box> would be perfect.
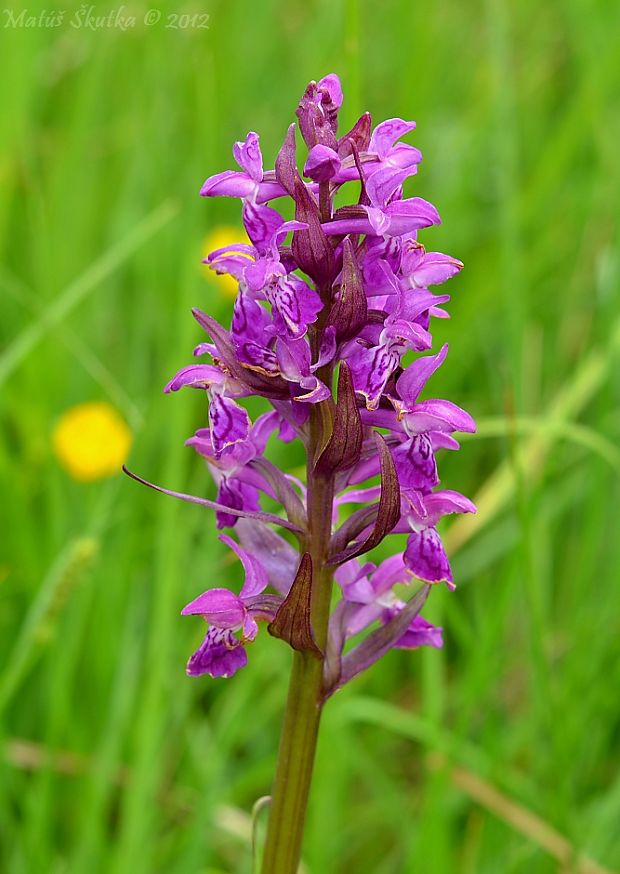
<box><xmin>322</xmin><ymin>188</ymin><xmax>441</xmax><ymax>238</ymax></box>
<box><xmin>399</xmin><ymin>490</ymin><xmax>477</xmax><ymax>587</ymax></box>
<box><xmin>334</xmin><ymin>555</ymin><xmax>441</xmax><ymax>645</ymax></box>
<box><xmin>390</xmin><ymin>344</ymin><xmax>477</xmax><ymax>435</ymax></box>
<box><xmin>200</xmin><ymin>131</ymin><xmax>286</xmax><ymax>203</ymax></box>
<box><xmin>327</xmin><ymin>116</ymin><xmax>422</xmax><ymax>187</ymax></box>
<box><xmin>230</xmin><ymin>293</ymin><xmax>280</xmax><ymax>375</ymax></box>
<box><xmin>208</xmin><ymin>212</ymin><xmax>323</xmax><ymax>341</ymax></box>
<box><xmin>186</xmin><ymin>411</ymin><xmax>285</xmax><ymax>528</ymax></box>
<box><xmin>276</xmin><ymin>337</ymin><xmax>332</xmax><ymax>403</ymax></box>
<box><xmin>347</xmin><ymin>299</ymin><xmax>433</xmax><ymax>410</ymax></box>
<box><xmin>164</xmin><ymin>364</ymin><xmax>251</xmax><ymax>454</ymax></box>
<box><xmin>399</xmin><ymin>237</ymin><xmax>464</xmax><ymax>289</ymax></box>
<box><xmin>182</xmin><ymin>534</ymin><xmax>281</xmax><ymax>678</ymax></box>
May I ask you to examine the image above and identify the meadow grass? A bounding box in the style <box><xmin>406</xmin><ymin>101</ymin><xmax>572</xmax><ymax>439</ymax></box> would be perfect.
<box><xmin>1</xmin><ymin>0</ymin><xmax>619</xmax><ymax>871</ymax></box>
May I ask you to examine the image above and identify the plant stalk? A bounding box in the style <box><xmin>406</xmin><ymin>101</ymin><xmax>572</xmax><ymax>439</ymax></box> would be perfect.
<box><xmin>261</xmin><ymin>398</ymin><xmax>335</xmax><ymax>873</ymax></box>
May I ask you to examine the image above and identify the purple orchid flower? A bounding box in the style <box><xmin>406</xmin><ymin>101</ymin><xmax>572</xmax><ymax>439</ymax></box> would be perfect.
<box><xmin>390</xmin><ymin>344</ymin><xmax>476</xmax><ymax>436</ymax></box>
<box><xmin>399</xmin><ymin>489</ymin><xmax>477</xmax><ymax>587</ymax></box>
<box><xmin>200</xmin><ymin>131</ymin><xmax>286</xmax><ymax>204</ymax></box>
<box><xmin>164</xmin><ymin>364</ymin><xmax>251</xmax><ymax>455</ymax></box>
<box><xmin>276</xmin><ymin>336</ymin><xmax>332</xmax><ymax>403</ymax></box>
<box><xmin>322</xmin><ymin>183</ymin><xmax>441</xmax><ymax>238</ymax></box>
<box><xmin>186</xmin><ymin>411</ymin><xmax>286</xmax><ymax>528</ymax></box>
<box><xmin>334</xmin><ymin>555</ymin><xmax>442</xmax><ymax>647</ymax></box>
<box><xmin>326</xmin><ymin>116</ymin><xmax>423</xmax><ymax>187</ymax></box>
<box><xmin>182</xmin><ymin>534</ymin><xmax>283</xmax><ymax>678</ymax></box>
<box><xmin>130</xmin><ymin>72</ymin><xmax>477</xmax><ymax>708</ymax></box>
<box><xmin>346</xmin><ymin>265</ymin><xmax>436</xmax><ymax>409</ymax></box>
<box><xmin>207</xmin><ymin>206</ymin><xmax>323</xmax><ymax>341</ymax></box>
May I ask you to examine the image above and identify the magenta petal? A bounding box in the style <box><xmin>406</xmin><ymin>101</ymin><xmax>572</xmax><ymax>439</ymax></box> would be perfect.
<box><xmin>350</xmin><ymin>343</ymin><xmax>400</xmax><ymax>410</ymax></box>
<box><xmin>366</xmin><ymin>206</ymin><xmax>391</xmax><ymax>236</ymax></box>
<box><xmin>383</xmin><ymin>197</ymin><xmax>441</xmax><ymax>232</ymax></box>
<box><xmin>421</xmin><ymin>490</ymin><xmax>477</xmax><ymax>526</ymax></box>
<box><xmin>200</xmin><ymin>169</ymin><xmax>255</xmax><ymax>199</ymax></box>
<box><xmin>304</xmin><ymin>144</ymin><xmax>341</xmax><ymax>181</ymax></box>
<box><xmin>267</xmin><ymin>276</ymin><xmax>322</xmax><ymax>340</ymax></box>
<box><xmin>384</xmin><ymin>143</ymin><xmax>423</xmax><ymax>169</ymax></box>
<box><xmin>219</xmin><ymin>533</ymin><xmax>269</xmax><ymax>597</ymax></box>
<box><xmin>366</xmin><ymin>166</ymin><xmax>412</xmax><ymax>208</ymax></box>
<box><xmin>409</xmin><ymin>252</ymin><xmax>463</xmax><ymax>287</ymax></box>
<box><xmin>235</xmin><ymin>519</ymin><xmax>299</xmax><ymax>595</ymax></box>
<box><xmin>392</xmin><ymin>434</ymin><xmax>439</xmax><ymax>492</ymax></box>
<box><xmin>370</xmin><ymin>554</ymin><xmax>411</xmax><ymax>595</ymax></box>
<box><xmin>242</xmin><ymin>202</ymin><xmax>284</xmax><ymax>253</ymax></box>
<box><xmin>215</xmin><ymin>478</ymin><xmax>261</xmax><ymax>529</ymax></box>
<box><xmin>165</xmin><ymin>364</ymin><xmax>224</xmax><ymax>393</ymax></box>
<box><xmin>318</xmin><ymin>73</ymin><xmax>343</xmax><ymax>110</ymax></box>
<box><xmin>404</xmin><ymin>528</ymin><xmax>453</xmax><ymax>586</ymax></box>
<box><xmin>232</xmin><ymin>131</ymin><xmax>263</xmax><ymax>182</ymax></box>
<box><xmin>407</xmin><ymin>399</ymin><xmax>476</xmax><ymax>434</ymax></box>
<box><xmin>186</xmin><ymin>628</ymin><xmax>248</xmax><ymax>678</ymax></box>
<box><xmin>207</xmin><ymin>253</ymin><xmax>249</xmax><ymax>281</ymax></box>
<box><xmin>182</xmin><ymin>587</ymin><xmax>246</xmax><ymax>626</ymax></box>
<box><xmin>369</xmin><ymin>118</ymin><xmax>417</xmax><ymax>158</ymax></box>
<box><xmin>395</xmin><ymin>344</ymin><xmax>448</xmax><ymax>406</ymax></box>
<box><xmin>232</xmin><ymin>292</ymin><xmax>274</xmax><ymax>345</ymax></box>
<box><xmin>393</xmin><ymin>614</ymin><xmax>443</xmax><ymax>649</ymax></box>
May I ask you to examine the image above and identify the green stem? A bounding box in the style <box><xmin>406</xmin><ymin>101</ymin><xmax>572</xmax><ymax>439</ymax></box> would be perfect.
<box><xmin>261</xmin><ymin>401</ymin><xmax>335</xmax><ymax>873</ymax></box>
<box><xmin>259</xmin><ymin>652</ymin><xmax>325</xmax><ymax>874</ymax></box>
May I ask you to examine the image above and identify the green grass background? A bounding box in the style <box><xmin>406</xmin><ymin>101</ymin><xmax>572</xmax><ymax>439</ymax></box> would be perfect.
<box><xmin>1</xmin><ymin>0</ymin><xmax>619</xmax><ymax>871</ymax></box>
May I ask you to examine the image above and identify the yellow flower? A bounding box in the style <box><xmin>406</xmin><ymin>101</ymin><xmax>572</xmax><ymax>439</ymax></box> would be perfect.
<box><xmin>52</xmin><ymin>402</ymin><xmax>132</xmax><ymax>482</ymax></box>
<box><xmin>201</xmin><ymin>225</ymin><xmax>250</xmax><ymax>298</ymax></box>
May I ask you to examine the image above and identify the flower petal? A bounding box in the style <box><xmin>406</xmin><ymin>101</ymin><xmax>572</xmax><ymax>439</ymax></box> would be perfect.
<box><xmin>208</xmin><ymin>394</ymin><xmax>251</xmax><ymax>454</ymax></box>
<box><xmin>369</xmin><ymin>118</ymin><xmax>417</xmax><ymax>159</ymax></box>
<box><xmin>186</xmin><ymin>628</ymin><xmax>248</xmax><ymax>678</ymax></box>
<box><xmin>182</xmin><ymin>587</ymin><xmax>245</xmax><ymax>626</ymax></box>
<box><xmin>219</xmin><ymin>533</ymin><xmax>269</xmax><ymax>598</ymax></box>
<box><xmin>404</xmin><ymin>527</ymin><xmax>453</xmax><ymax>586</ymax></box>
<box><xmin>392</xmin><ymin>434</ymin><xmax>439</xmax><ymax>492</ymax></box>
<box><xmin>200</xmin><ymin>170</ymin><xmax>255</xmax><ymax>199</ymax></box>
<box><xmin>394</xmin><ymin>344</ymin><xmax>449</xmax><ymax>406</ymax></box>
<box><xmin>304</xmin><ymin>144</ymin><xmax>341</xmax><ymax>182</ymax></box>
<box><xmin>232</xmin><ymin>131</ymin><xmax>263</xmax><ymax>182</ymax></box>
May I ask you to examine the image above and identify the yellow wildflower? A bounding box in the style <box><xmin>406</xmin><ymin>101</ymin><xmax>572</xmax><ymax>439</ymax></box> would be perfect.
<box><xmin>201</xmin><ymin>225</ymin><xmax>249</xmax><ymax>298</ymax></box>
<box><xmin>52</xmin><ymin>402</ymin><xmax>132</xmax><ymax>482</ymax></box>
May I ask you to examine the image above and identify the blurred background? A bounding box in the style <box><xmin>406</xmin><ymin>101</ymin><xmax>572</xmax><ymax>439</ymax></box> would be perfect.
<box><xmin>1</xmin><ymin>0</ymin><xmax>619</xmax><ymax>871</ymax></box>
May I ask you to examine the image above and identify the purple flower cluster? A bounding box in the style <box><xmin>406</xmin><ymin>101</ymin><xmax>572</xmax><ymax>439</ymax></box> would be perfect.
<box><xmin>148</xmin><ymin>74</ymin><xmax>476</xmax><ymax>688</ymax></box>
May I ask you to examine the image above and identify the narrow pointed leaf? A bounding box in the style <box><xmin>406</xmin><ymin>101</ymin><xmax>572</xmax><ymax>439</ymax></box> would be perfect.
<box><xmin>268</xmin><ymin>553</ymin><xmax>322</xmax><ymax>656</ymax></box>
<box><xmin>329</xmin><ymin>503</ymin><xmax>379</xmax><ymax>557</ymax></box>
<box><xmin>337</xmin><ymin>112</ymin><xmax>372</xmax><ymax>158</ymax></box>
<box><xmin>315</xmin><ymin>363</ymin><xmax>363</xmax><ymax>475</ymax></box>
<box><xmin>328</xmin><ymin>432</ymin><xmax>400</xmax><ymax>562</ymax></box>
<box><xmin>292</xmin><ymin>177</ymin><xmax>335</xmax><ymax>286</ymax></box>
<box><xmin>328</xmin><ymin>238</ymin><xmax>368</xmax><ymax>341</ymax></box>
<box><xmin>274</xmin><ymin>123</ymin><xmax>297</xmax><ymax>196</ymax></box>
